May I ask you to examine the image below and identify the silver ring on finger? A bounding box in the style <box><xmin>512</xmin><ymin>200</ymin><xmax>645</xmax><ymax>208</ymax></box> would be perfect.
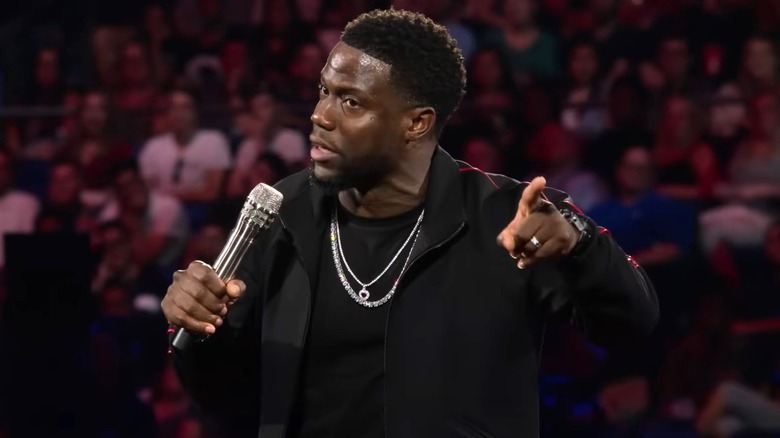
<box><xmin>530</xmin><ymin>235</ymin><xmax>542</xmax><ymax>249</ymax></box>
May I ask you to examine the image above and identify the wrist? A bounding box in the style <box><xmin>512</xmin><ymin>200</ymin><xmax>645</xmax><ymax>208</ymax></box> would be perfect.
<box><xmin>560</xmin><ymin>209</ymin><xmax>595</xmax><ymax>259</ymax></box>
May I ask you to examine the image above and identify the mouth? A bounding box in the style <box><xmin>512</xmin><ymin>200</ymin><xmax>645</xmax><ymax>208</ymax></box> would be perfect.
<box><xmin>310</xmin><ymin>137</ymin><xmax>339</xmax><ymax>162</ymax></box>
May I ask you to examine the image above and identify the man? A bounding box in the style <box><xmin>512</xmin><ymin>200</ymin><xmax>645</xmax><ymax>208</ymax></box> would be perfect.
<box><xmin>163</xmin><ymin>9</ymin><xmax>658</xmax><ymax>438</ymax></box>
<box><xmin>36</xmin><ymin>159</ymin><xmax>93</xmax><ymax>234</ymax></box>
<box><xmin>589</xmin><ymin>146</ymin><xmax>695</xmax><ymax>267</ymax></box>
<box><xmin>138</xmin><ymin>88</ymin><xmax>232</xmax><ymax>204</ymax></box>
<box><xmin>226</xmin><ymin>85</ymin><xmax>307</xmax><ymax>197</ymax></box>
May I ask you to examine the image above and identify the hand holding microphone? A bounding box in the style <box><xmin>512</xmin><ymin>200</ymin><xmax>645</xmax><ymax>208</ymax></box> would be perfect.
<box><xmin>162</xmin><ymin>261</ymin><xmax>244</xmax><ymax>336</ymax></box>
<box><xmin>161</xmin><ymin>182</ymin><xmax>283</xmax><ymax>351</ymax></box>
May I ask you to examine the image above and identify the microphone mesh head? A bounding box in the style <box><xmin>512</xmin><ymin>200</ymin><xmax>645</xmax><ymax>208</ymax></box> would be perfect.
<box><xmin>240</xmin><ymin>183</ymin><xmax>284</xmax><ymax>228</ymax></box>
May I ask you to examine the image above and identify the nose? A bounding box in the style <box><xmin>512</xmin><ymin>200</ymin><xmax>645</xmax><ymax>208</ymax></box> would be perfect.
<box><xmin>310</xmin><ymin>98</ymin><xmax>336</xmax><ymax>131</ymax></box>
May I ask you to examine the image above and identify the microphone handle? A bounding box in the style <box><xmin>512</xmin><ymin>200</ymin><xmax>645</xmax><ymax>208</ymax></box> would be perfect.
<box><xmin>171</xmin><ymin>218</ymin><xmax>261</xmax><ymax>351</ymax></box>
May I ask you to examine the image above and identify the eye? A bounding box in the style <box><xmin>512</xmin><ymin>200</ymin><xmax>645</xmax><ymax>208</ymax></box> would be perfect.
<box><xmin>343</xmin><ymin>98</ymin><xmax>360</xmax><ymax>108</ymax></box>
<box><xmin>318</xmin><ymin>84</ymin><xmax>328</xmax><ymax>96</ymax></box>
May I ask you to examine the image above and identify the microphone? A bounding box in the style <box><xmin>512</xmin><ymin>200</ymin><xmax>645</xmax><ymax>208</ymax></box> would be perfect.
<box><xmin>171</xmin><ymin>182</ymin><xmax>283</xmax><ymax>351</ymax></box>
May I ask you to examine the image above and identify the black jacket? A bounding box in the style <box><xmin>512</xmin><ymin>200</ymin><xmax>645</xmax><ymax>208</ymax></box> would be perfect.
<box><xmin>173</xmin><ymin>147</ymin><xmax>659</xmax><ymax>438</ymax></box>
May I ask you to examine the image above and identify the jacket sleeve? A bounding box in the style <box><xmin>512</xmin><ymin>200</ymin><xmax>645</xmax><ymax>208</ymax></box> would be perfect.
<box><xmin>529</xmin><ymin>190</ymin><xmax>660</xmax><ymax>347</ymax></box>
<box><xmin>170</xmin><ymin>235</ymin><xmax>267</xmax><ymax>435</ymax></box>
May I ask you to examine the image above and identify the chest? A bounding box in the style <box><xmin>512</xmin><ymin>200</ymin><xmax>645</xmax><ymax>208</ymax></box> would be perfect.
<box><xmin>307</xmin><ymin>222</ymin><xmax>534</xmax><ymax>354</ymax></box>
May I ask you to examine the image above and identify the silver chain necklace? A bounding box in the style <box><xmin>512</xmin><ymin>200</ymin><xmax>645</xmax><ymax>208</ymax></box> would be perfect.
<box><xmin>330</xmin><ymin>204</ymin><xmax>424</xmax><ymax>308</ymax></box>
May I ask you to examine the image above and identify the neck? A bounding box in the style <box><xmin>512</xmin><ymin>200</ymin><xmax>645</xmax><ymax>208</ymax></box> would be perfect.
<box><xmin>173</xmin><ymin>128</ymin><xmax>196</xmax><ymax>146</ymax></box>
<box><xmin>338</xmin><ymin>145</ymin><xmax>434</xmax><ymax>218</ymax></box>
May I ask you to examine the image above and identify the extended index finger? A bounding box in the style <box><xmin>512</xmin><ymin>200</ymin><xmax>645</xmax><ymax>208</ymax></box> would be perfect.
<box><xmin>518</xmin><ymin>176</ymin><xmax>547</xmax><ymax>218</ymax></box>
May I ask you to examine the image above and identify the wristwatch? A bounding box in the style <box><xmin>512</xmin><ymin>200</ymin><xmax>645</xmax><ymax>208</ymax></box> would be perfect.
<box><xmin>560</xmin><ymin>208</ymin><xmax>595</xmax><ymax>258</ymax></box>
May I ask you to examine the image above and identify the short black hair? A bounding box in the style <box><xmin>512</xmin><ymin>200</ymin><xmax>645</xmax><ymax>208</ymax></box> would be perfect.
<box><xmin>341</xmin><ymin>8</ymin><xmax>467</xmax><ymax>135</ymax></box>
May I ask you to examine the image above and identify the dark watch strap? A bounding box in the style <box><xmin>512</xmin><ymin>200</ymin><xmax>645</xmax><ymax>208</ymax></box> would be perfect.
<box><xmin>560</xmin><ymin>209</ymin><xmax>595</xmax><ymax>257</ymax></box>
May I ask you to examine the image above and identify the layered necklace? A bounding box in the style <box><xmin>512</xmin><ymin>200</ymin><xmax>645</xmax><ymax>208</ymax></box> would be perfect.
<box><xmin>329</xmin><ymin>204</ymin><xmax>424</xmax><ymax>308</ymax></box>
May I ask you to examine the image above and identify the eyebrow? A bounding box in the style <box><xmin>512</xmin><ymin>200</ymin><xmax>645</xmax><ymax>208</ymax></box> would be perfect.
<box><xmin>320</xmin><ymin>76</ymin><xmax>369</xmax><ymax>97</ymax></box>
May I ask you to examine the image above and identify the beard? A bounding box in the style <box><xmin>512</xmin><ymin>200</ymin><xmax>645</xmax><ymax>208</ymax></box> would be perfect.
<box><xmin>308</xmin><ymin>153</ymin><xmax>394</xmax><ymax>195</ymax></box>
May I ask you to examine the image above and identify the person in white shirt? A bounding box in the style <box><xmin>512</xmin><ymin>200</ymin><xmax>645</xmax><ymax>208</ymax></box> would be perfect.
<box><xmin>226</xmin><ymin>85</ymin><xmax>307</xmax><ymax>197</ymax></box>
<box><xmin>0</xmin><ymin>150</ymin><xmax>40</xmax><ymax>269</ymax></box>
<box><xmin>138</xmin><ymin>88</ymin><xmax>231</xmax><ymax>203</ymax></box>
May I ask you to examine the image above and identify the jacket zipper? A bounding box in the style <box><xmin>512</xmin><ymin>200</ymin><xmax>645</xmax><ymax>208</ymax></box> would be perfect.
<box><xmin>278</xmin><ymin>220</ymin><xmax>314</xmax><ymax>438</ymax></box>
<box><xmin>383</xmin><ymin>222</ymin><xmax>465</xmax><ymax>438</ymax></box>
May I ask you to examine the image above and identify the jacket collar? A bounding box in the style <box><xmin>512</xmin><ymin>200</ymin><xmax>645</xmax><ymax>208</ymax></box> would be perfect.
<box><xmin>407</xmin><ymin>146</ymin><xmax>467</xmax><ymax>263</ymax></box>
<box><xmin>279</xmin><ymin>146</ymin><xmax>467</xmax><ymax>274</ymax></box>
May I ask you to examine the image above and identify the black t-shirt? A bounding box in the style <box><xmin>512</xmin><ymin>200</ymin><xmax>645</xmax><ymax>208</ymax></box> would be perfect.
<box><xmin>289</xmin><ymin>201</ymin><xmax>424</xmax><ymax>438</ymax></box>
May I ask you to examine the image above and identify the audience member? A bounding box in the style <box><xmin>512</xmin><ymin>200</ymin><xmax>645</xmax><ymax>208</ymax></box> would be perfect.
<box><xmin>281</xmin><ymin>41</ymin><xmax>327</xmax><ymax>130</ymax></box>
<box><xmin>526</xmin><ymin>122</ymin><xmax>607</xmax><ymax>212</ymax></box>
<box><xmin>138</xmin><ymin>88</ymin><xmax>232</xmax><ymax>205</ymax></box>
<box><xmin>91</xmin><ymin>220</ymin><xmax>169</xmax><ymax>300</ymax></box>
<box><xmin>586</xmin><ymin>78</ymin><xmax>653</xmax><ymax>185</ymax></box>
<box><xmin>653</xmin><ymin>96</ymin><xmax>719</xmax><ymax>202</ymax></box>
<box><xmin>59</xmin><ymin>90</ymin><xmax>134</xmax><ymax>198</ymax></box>
<box><xmin>738</xmin><ymin>35</ymin><xmax>780</xmax><ymax>99</ymax></box>
<box><xmin>482</xmin><ymin>0</ymin><xmax>559</xmax><ymax>86</ymax></box>
<box><xmin>226</xmin><ymin>84</ymin><xmax>307</xmax><ymax>198</ymax></box>
<box><xmin>591</xmin><ymin>146</ymin><xmax>696</xmax><ymax>267</ymax></box>
<box><xmin>639</xmin><ymin>34</ymin><xmax>693</xmax><ymax>98</ymax></box>
<box><xmin>0</xmin><ymin>150</ymin><xmax>40</xmax><ymax>270</ymax></box>
<box><xmin>36</xmin><ymin>159</ymin><xmax>94</xmax><ymax>234</ymax></box>
<box><xmin>180</xmin><ymin>220</ymin><xmax>228</xmax><ymax>267</ymax></box>
<box><xmin>560</xmin><ymin>37</ymin><xmax>609</xmax><ymax>141</ymax></box>
<box><xmin>99</xmin><ymin>161</ymin><xmax>190</xmax><ymax>272</ymax></box>
<box><xmin>701</xmin><ymin>92</ymin><xmax>780</xmax><ymax>253</ymax></box>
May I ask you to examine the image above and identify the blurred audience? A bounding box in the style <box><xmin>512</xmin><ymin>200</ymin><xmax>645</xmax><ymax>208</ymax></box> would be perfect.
<box><xmin>36</xmin><ymin>159</ymin><xmax>94</xmax><ymax>234</ymax></box>
<box><xmin>99</xmin><ymin>161</ymin><xmax>190</xmax><ymax>272</ymax></box>
<box><xmin>59</xmin><ymin>90</ymin><xmax>134</xmax><ymax>200</ymax></box>
<box><xmin>482</xmin><ymin>0</ymin><xmax>559</xmax><ymax>86</ymax></box>
<box><xmin>526</xmin><ymin>122</ymin><xmax>607</xmax><ymax>212</ymax></box>
<box><xmin>1</xmin><ymin>0</ymin><xmax>779</xmax><ymax>436</ymax></box>
<box><xmin>0</xmin><ymin>149</ymin><xmax>40</xmax><ymax>270</ymax></box>
<box><xmin>590</xmin><ymin>146</ymin><xmax>695</xmax><ymax>268</ymax></box>
<box><xmin>226</xmin><ymin>84</ymin><xmax>306</xmax><ymax>198</ymax></box>
<box><xmin>138</xmin><ymin>88</ymin><xmax>231</xmax><ymax>204</ymax></box>
<box><xmin>653</xmin><ymin>96</ymin><xmax>719</xmax><ymax>202</ymax></box>
<box><xmin>590</xmin><ymin>146</ymin><xmax>697</xmax><ymax>337</ymax></box>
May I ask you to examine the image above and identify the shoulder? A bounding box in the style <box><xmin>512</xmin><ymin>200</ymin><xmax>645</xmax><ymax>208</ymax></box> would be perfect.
<box><xmin>272</xmin><ymin>168</ymin><xmax>312</xmax><ymax>198</ymax></box>
<box><xmin>456</xmin><ymin>162</ymin><xmax>573</xmax><ymax>208</ymax></box>
<box><xmin>196</xmin><ymin>129</ymin><xmax>229</xmax><ymax>146</ymax></box>
<box><xmin>6</xmin><ymin>190</ymin><xmax>40</xmax><ymax>209</ymax></box>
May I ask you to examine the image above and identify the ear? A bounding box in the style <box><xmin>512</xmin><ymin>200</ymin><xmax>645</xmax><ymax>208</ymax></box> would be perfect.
<box><xmin>403</xmin><ymin>107</ymin><xmax>436</xmax><ymax>144</ymax></box>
